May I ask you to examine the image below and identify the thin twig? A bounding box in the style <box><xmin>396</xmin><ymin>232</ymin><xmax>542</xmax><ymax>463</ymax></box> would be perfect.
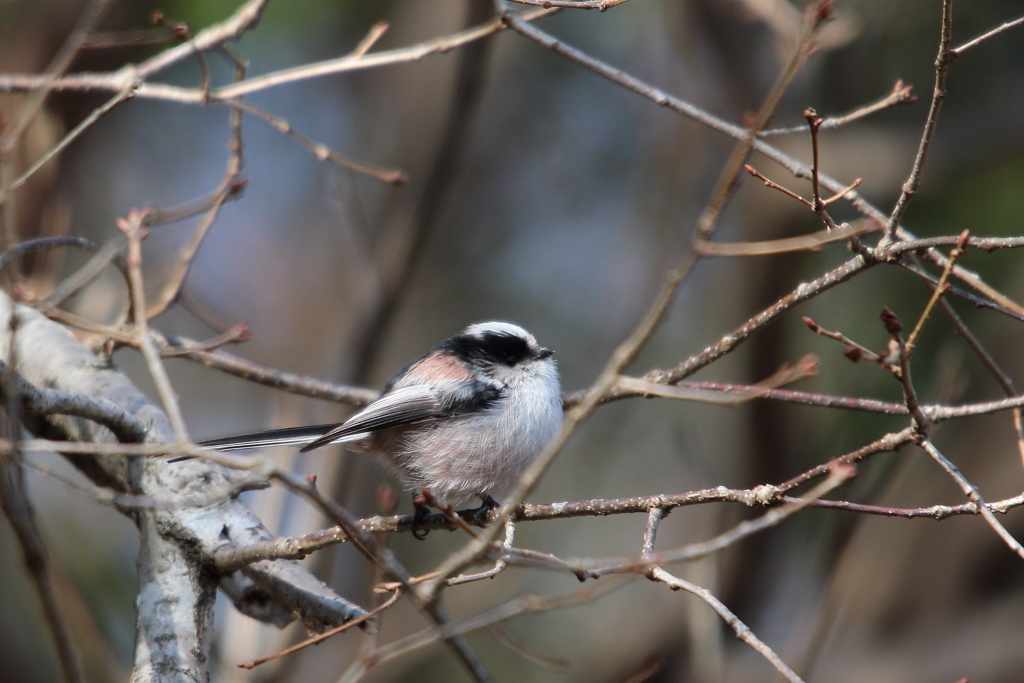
<box><xmin>0</xmin><ymin>0</ymin><xmax>115</xmax><ymax>256</ymax></box>
<box><xmin>0</xmin><ymin>7</ymin><xmax>555</xmax><ymax>103</ymax></box>
<box><xmin>651</xmin><ymin>568</ymin><xmax>805</xmax><ymax>682</ymax></box>
<box><xmin>932</xmin><ymin>295</ymin><xmax>1024</xmax><ymax>465</ymax></box>
<box><xmin>267</xmin><ymin>470</ymin><xmax>495</xmax><ymax>683</ymax></box>
<box><xmin>880</xmin><ymin>307</ymin><xmax>929</xmax><ymax>434</ymax></box>
<box><xmin>695</xmin><ymin>220</ymin><xmax>879</xmax><ymax>257</ymax></box>
<box><xmin>783</xmin><ymin>492</ymin><xmax>1024</xmax><ymax>520</ymax></box>
<box><xmin>1</xmin><ymin>85</ymin><xmax>137</xmax><ymax>199</ymax></box>
<box><xmin>365</xmin><ymin>577</ymin><xmax>635</xmax><ymax>669</ymax></box>
<box><xmin>822</xmin><ymin>177</ymin><xmax>864</xmax><ymax>206</ymax></box>
<box><xmin>801</xmin><ymin>316</ymin><xmax>881</xmax><ymax>364</ymax></box>
<box><xmin>350</xmin><ymin>21</ymin><xmax>390</xmax><ymax>58</ymax></box>
<box><xmin>236</xmin><ymin>590</ymin><xmax>402</xmax><ymax>670</ymax></box>
<box><xmin>346</xmin><ymin>0</ymin><xmax>495</xmax><ymax>380</ymax></box>
<box><xmin>159</xmin><ymin>333</ymin><xmax>378</xmax><ymax>405</ymax></box>
<box><xmin>510</xmin><ymin>0</ymin><xmax>629</xmax><ymax>8</ymax></box>
<box><xmin>641</xmin><ymin>255</ymin><xmax>870</xmax><ymax>388</ymax></box>
<box><xmin>760</xmin><ymin>79</ymin><xmax>917</xmax><ymax>137</ymax></box>
<box><xmin>805</xmin><ymin>108</ymin><xmax>823</xmax><ymax>212</ymax></box>
<box><xmin>118</xmin><ymin>210</ymin><xmax>190</xmax><ymax>442</ymax></box>
<box><xmin>641</xmin><ymin>506</ymin><xmax>663</xmax><ymax>558</ymax></box>
<box><xmin>587</xmin><ymin>464</ymin><xmax>856</xmax><ymax>577</ymax></box>
<box><xmin>0</xmin><ymin>0</ymin><xmax>114</xmax><ymax>158</ymax></box>
<box><xmin>449</xmin><ymin>520</ymin><xmax>515</xmax><ymax>586</ymax></box>
<box><xmin>0</xmin><ymin>454</ymin><xmax>87</xmax><ymax>683</ymax></box>
<box><xmin>920</xmin><ymin>439</ymin><xmax>1024</xmax><ymax>561</ymax></box>
<box><xmin>882</xmin><ymin>0</ymin><xmax>953</xmax><ymax>241</ymax></box>
<box><xmin>146</xmin><ymin>56</ymin><xmax>248</xmax><ymax>319</ymax></box>
<box><xmin>896</xmin><ymin>260</ymin><xmax>1024</xmax><ymax>321</ymax></box>
<box><xmin>888</xmin><ymin>235</ymin><xmax>1024</xmax><ymax>254</ymax></box>
<box><xmin>905</xmin><ymin>230</ymin><xmax>968</xmax><ymax>355</ymax></box>
<box><xmin>618</xmin><ymin>353</ymin><xmax>819</xmax><ymax>405</ymax></box>
<box><xmin>228</xmin><ymin>98</ymin><xmax>406</xmax><ymax>184</ymax></box>
<box><xmin>950</xmin><ymin>13</ymin><xmax>1024</xmax><ymax>56</ymax></box>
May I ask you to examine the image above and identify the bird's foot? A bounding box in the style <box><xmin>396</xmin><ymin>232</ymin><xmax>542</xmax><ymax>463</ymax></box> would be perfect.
<box><xmin>459</xmin><ymin>493</ymin><xmax>500</xmax><ymax>528</ymax></box>
<box><xmin>411</xmin><ymin>494</ymin><xmax>431</xmax><ymax>540</ymax></box>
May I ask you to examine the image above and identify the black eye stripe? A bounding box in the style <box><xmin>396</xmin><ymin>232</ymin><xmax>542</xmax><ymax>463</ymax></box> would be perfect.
<box><xmin>442</xmin><ymin>332</ymin><xmax>532</xmax><ymax>366</ymax></box>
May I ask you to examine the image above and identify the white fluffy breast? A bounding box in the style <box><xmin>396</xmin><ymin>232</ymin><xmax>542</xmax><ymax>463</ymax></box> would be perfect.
<box><xmin>382</xmin><ymin>358</ymin><xmax>562</xmax><ymax>505</ymax></box>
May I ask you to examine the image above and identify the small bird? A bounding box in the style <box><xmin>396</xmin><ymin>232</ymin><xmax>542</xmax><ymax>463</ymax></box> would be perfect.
<box><xmin>199</xmin><ymin>322</ymin><xmax>563</xmax><ymax>528</ymax></box>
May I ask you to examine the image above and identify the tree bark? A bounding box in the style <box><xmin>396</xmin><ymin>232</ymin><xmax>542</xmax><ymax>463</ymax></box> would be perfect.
<box><xmin>0</xmin><ymin>292</ymin><xmax>364</xmax><ymax>683</ymax></box>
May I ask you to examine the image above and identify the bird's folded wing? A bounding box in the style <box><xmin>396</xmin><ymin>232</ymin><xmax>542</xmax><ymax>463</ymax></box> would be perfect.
<box><xmin>300</xmin><ymin>380</ymin><xmax>505</xmax><ymax>452</ymax></box>
<box><xmin>300</xmin><ymin>384</ymin><xmax>445</xmax><ymax>452</ymax></box>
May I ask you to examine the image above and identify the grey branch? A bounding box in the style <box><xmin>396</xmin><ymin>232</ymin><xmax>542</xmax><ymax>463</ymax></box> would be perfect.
<box><xmin>0</xmin><ymin>292</ymin><xmax>364</xmax><ymax>683</ymax></box>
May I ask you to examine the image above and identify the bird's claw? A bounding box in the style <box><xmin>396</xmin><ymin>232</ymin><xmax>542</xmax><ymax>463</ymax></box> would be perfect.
<box><xmin>411</xmin><ymin>502</ymin><xmax>431</xmax><ymax>540</ymax></box>
<box><xmin>460</xmin><ymin>493</ymin><xmax>500</xmax><ymax>528</ymax></box>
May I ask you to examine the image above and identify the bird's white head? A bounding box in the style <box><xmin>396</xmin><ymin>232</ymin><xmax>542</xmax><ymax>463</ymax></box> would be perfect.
<box><xmin>448</xmin><ymin>321</ymin><xmax>556</xmax><ymax>387</ymax></box>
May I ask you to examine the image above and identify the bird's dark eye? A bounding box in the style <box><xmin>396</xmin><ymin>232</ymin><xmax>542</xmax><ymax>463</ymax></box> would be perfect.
<box><xmin>506</xmin><ymin>356</ymin><xmax>518</xmax><ymax>366</ymax></box>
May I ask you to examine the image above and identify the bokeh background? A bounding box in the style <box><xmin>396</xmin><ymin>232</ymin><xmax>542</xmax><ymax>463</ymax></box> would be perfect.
<box><xmin>2</xmin><ymin>0</ymin><xmax>1024</xmax><ymax>681</ymax></box>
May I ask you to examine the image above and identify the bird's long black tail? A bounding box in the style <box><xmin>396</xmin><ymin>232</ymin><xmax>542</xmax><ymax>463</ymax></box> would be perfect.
<box><xmin>167</xmin><ymin>423</ymin><xmax>351</xmax><ymax>463</ymax></box>
<box><xmin>197</xmin><ymin>423</ymin><xmax>342</xmax><ymax>451</ymax></box>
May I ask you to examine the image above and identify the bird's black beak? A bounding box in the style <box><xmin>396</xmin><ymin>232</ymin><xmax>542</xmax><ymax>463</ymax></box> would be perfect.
<box><xmin>537</xmin><ymin>347</ymin><xmax>554</xmax><ymax>360</ymax></box>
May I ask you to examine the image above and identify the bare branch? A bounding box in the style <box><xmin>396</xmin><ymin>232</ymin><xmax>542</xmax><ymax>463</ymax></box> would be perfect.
<box><xmin>229</xmin><ymin>98</ymin><xmax>407</xmax><ymax>184</ymax></box>
<box><xmin>951</xmin><ymin>13</ymin><xmax>1024</xmax><ymax>56</ymax></box>
<box><xmin>1</xmin><ymin>85</ymin><xmax>136</xmax><ymax>199</ymax></box>
<box><xmin>697</xmin><ymin>219</ymin><xmax>878</xmax><ymax>257</ymax></box>
<box><xmin>0</xmin><ymin>452</ymin><xmax>87</xmax><ymax>683</ymax></box>
<box><xmin>882</xmin><ymin>0</ymin><xmax>953</xmax><ymax>241</ymax></box>
<box><xmin>650</xmin><ymin>568</ymin><xmax>804</xmax><ymax>683</ymax></box>
<box><xmin>366</xmin><ymin>577</ymin><xmax>635</xmax><ymax>670</ymax></box>
<box><xmin>920</xmin><ymin>439</ymin><xmax>1024</xmax><ymax>561</ymax></box>
<box><xmin>760</xmin><ymin>79</ymin><xmax>917</xmax><ymax>137</ymax></box>
<box><xmin>237</xmin><ymin>590</ymin><xmax>402</xmax><ymax>670</ymax></box>
<box><xmin>905</xmin><ymin>230</ymin><xmax>969</xmax><ymax>354</ymax></box>
<box><xmin>509</xmin><ymin>0</ymin><xmax>629</xmax><ymax>9</ymax></box>
<box><xmin>119</xmin><ymin>210</ymin><xmax>190</xmax><ymax>442</ymax></box>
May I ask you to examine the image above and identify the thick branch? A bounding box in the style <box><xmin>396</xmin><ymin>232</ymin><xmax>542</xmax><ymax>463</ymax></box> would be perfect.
<box><xmin>0</xmin><ymin>293</ymin><xmax>364</xmax><ymax>683</ymax></box>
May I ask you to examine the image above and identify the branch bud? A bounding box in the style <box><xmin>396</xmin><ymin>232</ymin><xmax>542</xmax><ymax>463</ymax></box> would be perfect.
<box><xmin>880</xmin><ymin>307</ymin><xmax>902</xmax><ymax>335</ymax></box>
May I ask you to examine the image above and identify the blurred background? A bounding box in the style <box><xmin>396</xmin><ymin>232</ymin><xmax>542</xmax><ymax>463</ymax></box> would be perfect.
<box><xmin>2</xmin><ymin>0</ymin><xmax>1024</xmax><ymax>681</ymax></box>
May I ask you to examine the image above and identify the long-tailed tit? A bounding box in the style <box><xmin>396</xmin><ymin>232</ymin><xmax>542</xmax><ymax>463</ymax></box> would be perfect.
<box><xmin>199</xmin><ymin>322</ymin><xmax>563</xmax><ymax>521</ymax></box>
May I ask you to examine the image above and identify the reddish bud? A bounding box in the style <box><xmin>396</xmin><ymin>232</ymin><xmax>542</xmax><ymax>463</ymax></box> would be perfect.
<box><xmin>956</xmin><ymin>229</ymin><xmax>970</xmax><ymax>250</ymax></box>
<box><xmin>230</xmin><ymin>323</ymin><xmax>251</xmax><ymax>343</ymax></box>
<box><xmin>842</xmin><ymin>345</ymin><xmax>862</xmax><ymax>362</ymax></box>
<box><xmin>893</xmin><ymin>80</ymin><xmax>917</xmax><ymax>104</ymax></box>
<box><xmin>228</xmin><ymin>173</ymin><xmax>249</xmax><ymax>196</ymax></box>
<box><xmin>880</xmin><ymin>307</ymin><xmax>902</xmax><ymax>335</ymax></box>
<box><xmin>802</xmin><ymin>316</ymin><xmax>820</xmax><ymax>333</ymax></box>
<box><xmin>797</xmin><ymin>354</ymin><xmax>820</xmax><ymax>376</ymax></box>
<box><xmin>808</xmin><ymin>0</ymin><xmax>835</xmax><ymax>27</ymax></box>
